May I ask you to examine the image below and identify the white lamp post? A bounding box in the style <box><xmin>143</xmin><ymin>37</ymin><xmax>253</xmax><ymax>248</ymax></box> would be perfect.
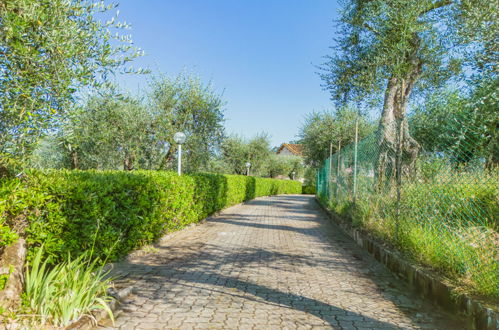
<box><xmin>173</xmin><ymin>132</ymin><xmax>186</xmax><ymax>175</ymax></box>
<box><xmin>245</xmin><ymin>162</ymin><xmax>251</xmax><ymax>176</ymax></box>
<box><xmin>291</xmin><ymin>171</ymin><xmax>295</xmax><ymax>180</ymax></box>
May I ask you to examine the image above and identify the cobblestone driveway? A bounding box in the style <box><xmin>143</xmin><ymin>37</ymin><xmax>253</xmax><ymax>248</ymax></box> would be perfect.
<box><xmin>99</xmin><ymin>195</ymin><xmax>465</xmax><ymax>330</ymax></box>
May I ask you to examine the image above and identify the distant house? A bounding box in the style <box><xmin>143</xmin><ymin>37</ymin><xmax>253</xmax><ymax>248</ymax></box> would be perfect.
<box><xmin>276</xmin><ymin>143</ymin><xmax>304</xmax><ymax>157</ymax></box>
<box><xmin>275</xmin><ymin>143</ymin><xmax>305</xmax><ymax>182</ymax></box>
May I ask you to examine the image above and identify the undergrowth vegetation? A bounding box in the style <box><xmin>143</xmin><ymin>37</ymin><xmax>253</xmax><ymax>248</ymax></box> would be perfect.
<box><xmin>23</xmin><ymin>248</ymin><xmax>113</xmax><ymax>327</ymax></box>
<box><xmin>319</xmin><ymin>166</ymin><xmax>498</xmax><ymax>299</ymax></box>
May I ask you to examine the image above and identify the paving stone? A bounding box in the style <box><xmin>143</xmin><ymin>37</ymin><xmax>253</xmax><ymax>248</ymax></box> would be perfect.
<box><xmin>135</xmin><ymin>323</ymin><xmax>163</xmax><ymax>330</ymax></box>
<box><xmin>97</xmin><ymin>195</ymin><xmax>467</xmax><ymax>330</ymax></box>
<box><xmin>118</xmin><ymin>324</ymin><xmax>137</xmax><ymax>330</ymax></box>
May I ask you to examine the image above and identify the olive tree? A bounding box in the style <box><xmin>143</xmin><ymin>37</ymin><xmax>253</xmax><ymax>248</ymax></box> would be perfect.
<box><xmin>319</xmin><ymin>0</ymin><xmax>497</xmax><ymax>184</ymax></box>
<box><xmin>299</xmin><ymin>108</ymin><xmax>373</xmax><ymax>168</ymax></box>
<box><xmin>63</xmin><ymin>93</ymin><xmax>153</xmax><ymax>170</ymax></box>
<box><xmin>267</xmin><ymin>155</ymin><xmax>304</xmax><ymax>179</ymax></box>
<box><xmin>0</xmin><ymin>0</ymin><xmax>144</xmax><ymax>159</ymax></box>
<box><xmin>410</xmin><ymin>85</ymin><xmax>498</xmax><ymax>168</ymax></box>
<box><xmin>149</xmin><ymin>73</ymin><xmax>225</xmax><ymax>173</ymax></box>
<box><xmin>45</xmin><ymin>73</ymin><xmax>225</xmax><ymax>172</ymax></box>
<box><xmin>218</xmin><ymin>135</ymin><xmax>249</xmax><ymax>175</ymax></box>
<box><xmin>218</xmin><ymin>134</ymin><xmax>272</xmax><ymax>176</ymax></box>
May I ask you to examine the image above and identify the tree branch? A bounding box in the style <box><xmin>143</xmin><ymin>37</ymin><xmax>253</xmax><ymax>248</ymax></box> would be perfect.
<box><xmin>420</xmin><ymin>0</ymin><xmax>453</xmax><ymax>16</ymax></box>
<box><xmin>363</xmin><ymin>23</ymin><xmax>380</xmax><ymax>35</ymax></box>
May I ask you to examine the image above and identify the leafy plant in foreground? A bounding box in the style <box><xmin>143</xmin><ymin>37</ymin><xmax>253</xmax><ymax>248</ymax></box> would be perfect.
<box><xmin>23</xmin><ymin>247</ymin><xmax>114</xmax><ymax>327</ymax></box>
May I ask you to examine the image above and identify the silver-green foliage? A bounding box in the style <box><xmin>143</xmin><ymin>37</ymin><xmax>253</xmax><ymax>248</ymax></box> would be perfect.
<box><xmin>319</xmin><ymin>0</ymin><xmax>494</xmax><ymax>104</ymax></box>
<box><xmin>299</xmin><ymin>107</ymin><xmax>373</xmax><ymax>168</ymax></box>
<box><xmin>31</xmin><ymin>72</ymin><xmax>227</xmax><ymax>172</ymax></box>
<box><xmin>267</xmin><ymin>155</ymin><xmax>304</xmax><ymax>179</ymax></box>
<box><xmin>218</xmin><ymin>134</ymin><xmax>272</xmax><ymax>176</ymax></box>
<box><xmin>0</xmin><ymin>0</ymin><xmax>144</xmax><ymax>156</ymax></box>
<box><xmin>149</xmin><ymin>73</ymin><xmax>226</xmax><ymax>173</ymax></box>
<box><xmin>410</xmin><ymin>83</ymin><xmax>498</xmax><ymax>168</ymax></box>
<box><xmin>64</xmin><ymin>93</ymin><xmax>153</xmax><ymax>170</ymax></box>
<box><xmin>319</xmin><ymin>0</ymin><xmax>498</xmax><ymax>189</ymax></box>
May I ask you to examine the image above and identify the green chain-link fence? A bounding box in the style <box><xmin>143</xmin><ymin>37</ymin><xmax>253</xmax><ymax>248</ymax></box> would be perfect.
<box><xmin>316</xmin><ymin>118</ymin><xmax>498</xmax><ymax>298</ymax></box>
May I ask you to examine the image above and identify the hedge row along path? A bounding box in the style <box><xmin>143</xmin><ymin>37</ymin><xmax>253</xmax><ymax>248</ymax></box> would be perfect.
<box><xmin>98</xmin><ymin>195</ymin><xmax>465</xmax><ymax>330</ymax></box>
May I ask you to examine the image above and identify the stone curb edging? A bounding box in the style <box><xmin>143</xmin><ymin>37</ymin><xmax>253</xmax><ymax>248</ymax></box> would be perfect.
<box><xmin>315</xmin><ymin>198</ymin><xmax>498</xmax><ymax>330</ymax></box>
<box><xmin>65</xmin><ymin>285</ymin><xmax>134</xmax><ymax>330</ymax></box>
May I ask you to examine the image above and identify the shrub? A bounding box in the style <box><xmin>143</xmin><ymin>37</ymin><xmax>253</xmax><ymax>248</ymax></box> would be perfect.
<box><xmin>302</xmin><ymin>185</ymin><xmax>316</xmax><ymax>195</ymax></box>
<box><xmin>0</xmin><ymin>179</ymin><xmax>23</xmax><ymax>250</ymax></box>
<box><xmin>0</xmin><ymin>170</ymin><xmax>301</xmax><ymax>264</ymax></box>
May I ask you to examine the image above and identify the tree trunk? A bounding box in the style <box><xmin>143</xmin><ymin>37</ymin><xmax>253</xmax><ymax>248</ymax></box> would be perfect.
<box><xmin>123</xmin><ymin>150</ymin><xmax>134</xmax><ymax>171</ymax></box>
<box><xmin>0</xmin><ymin>238</ymin><xmax>26</xmax><ymax>312</ymax></box>
<box><xmin>69</xmin><ymin>147</ymin><xmax>78</xmax><ymax>170</ymax></box>
<box><xmin>375</xmin><ymin>74</ymin><xmax>421</xmax><ymax>191</ymax></box>
<box><xmin>159</xmin><ymin>147</ymin><xmax>175</xmax><ymax>170</ymax></box>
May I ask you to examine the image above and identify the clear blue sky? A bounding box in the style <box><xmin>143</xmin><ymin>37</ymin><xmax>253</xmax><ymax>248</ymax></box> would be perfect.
<box><xmin>115</xmin><ymin>0</ymin><xmax>341</xmax><ymax>147</ymax></box>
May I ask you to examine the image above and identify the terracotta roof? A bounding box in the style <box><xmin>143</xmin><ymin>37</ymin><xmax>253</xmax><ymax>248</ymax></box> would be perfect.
<box><xmin>276</xmin><ymin>143</ymin><xmax>304</xmax><ymax>156</ymax></box>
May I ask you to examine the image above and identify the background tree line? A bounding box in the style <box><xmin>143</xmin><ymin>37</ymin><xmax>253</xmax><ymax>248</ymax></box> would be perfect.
<box><xmin>30</xmin><ymin>73</ymin><xmax>226</xmax><ymax>173</ymax></box>
<box><xmin>28</xmin><ymin>74</ymin><xmax>304</xmax><ymax>178</ymax></box>
<box><xmin>210</xmin><ymin>134</ymin><xmax>304</xmax><ymax>179</ymax></box>
<box><xmin>0</xmin><ymin>0</ymin><xmax>303</xmax><ymax>180</ymax></box>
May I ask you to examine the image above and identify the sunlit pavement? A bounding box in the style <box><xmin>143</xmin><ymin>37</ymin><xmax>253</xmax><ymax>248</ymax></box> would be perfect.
<box><xmin>98</xmin><ymin>195</ymin><xmax>465</xmax><ymax>330</ymax></box>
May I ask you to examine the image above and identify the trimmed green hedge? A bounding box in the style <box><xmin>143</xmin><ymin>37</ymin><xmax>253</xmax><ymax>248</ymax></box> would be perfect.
<box><xmin>302</xmin><ymin>185</ymin><xmax>316</xmax><ymax>195</ymax></box>
<box><xmin>0</xmin><ymin>170</ymin><xmax>301</xmax><ymax>263</ymax></box>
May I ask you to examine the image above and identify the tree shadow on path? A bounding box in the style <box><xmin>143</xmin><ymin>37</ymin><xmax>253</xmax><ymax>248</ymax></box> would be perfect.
<box><xmin>108</xmin><ymin>195</ymin><xmax>466</xmax><ymax>329</ymax></box>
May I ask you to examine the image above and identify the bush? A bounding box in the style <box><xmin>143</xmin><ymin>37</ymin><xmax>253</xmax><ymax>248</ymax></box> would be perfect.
<box><xmin>0</xmin><ymin>178</ymin><xmax>24</xmax><ymax>251</ymax></box>
<box><xmin>0</xmin><ymin>170</ymin><xmax>301</xmax><ymax>263</ymax></box>
<box><xmin>302</xmin><ymin>185</ymin><xmax>316</xmax><ymax>195</ymax></box>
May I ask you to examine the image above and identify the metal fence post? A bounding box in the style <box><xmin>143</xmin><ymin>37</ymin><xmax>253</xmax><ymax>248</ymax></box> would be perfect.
<box><xmin>328</xmin><ymin>142</ymin><xmax>333</xmax><ymax>200</ymax></box>
<box><xmin>353</xmin><ymin>118</ymin><xmax>359</xmax><ymax>203</ymax></box>
<box><xmin>336</xmin><ymin>141</ymin><xmax>341</xmax><ymax>200</ymax></box>
<box><xmin>395</xmin><ymin>119</ymin><xmax>404</xmax><ymax>242</ymax></box>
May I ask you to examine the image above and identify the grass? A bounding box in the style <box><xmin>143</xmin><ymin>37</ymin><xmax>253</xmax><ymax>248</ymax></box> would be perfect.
<box><xmin>22</xmin><ymin>247</ymin><xmax>114</xmax><ymax>327</ymax></box>
<box><xmin>320</xmin><ymin>170</ymin><xmax>499</xmax><ymax>300</ymax></box>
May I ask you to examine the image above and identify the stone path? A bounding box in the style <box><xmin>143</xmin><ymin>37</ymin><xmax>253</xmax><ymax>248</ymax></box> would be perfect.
<box><xmin>98</xmin><ymin>195</ymin><xmax>466</xmax><ymax>330</ymax></box>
